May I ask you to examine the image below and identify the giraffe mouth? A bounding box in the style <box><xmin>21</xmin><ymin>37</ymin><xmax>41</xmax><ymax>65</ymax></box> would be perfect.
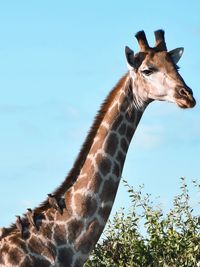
<box><xmin>176</xmin><ymin>97</ymin><xmax>196</xmax><ymax>109</ymax></box>
<box><xmin>175</xmin><ymin>87</ymin><xmax>196</xmax><ymax>109</ymax></box>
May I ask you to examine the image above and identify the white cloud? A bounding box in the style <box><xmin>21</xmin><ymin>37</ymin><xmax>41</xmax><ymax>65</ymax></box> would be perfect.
<box><xmin>133</xmin><ymin>124</ymin><xmax>163</xmax><ymax>149</ymax></box>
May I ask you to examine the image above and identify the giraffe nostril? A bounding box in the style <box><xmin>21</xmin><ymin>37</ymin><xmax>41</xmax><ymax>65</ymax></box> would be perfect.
<box><xmin>179</xmin><ymin>88</ymin><xmax>190</xmax><ymax>97</ymax></box>
<box><xmin>176</xmin><ymin>86</ymin><xmax>196</xmax><ymax>108</ymax></box>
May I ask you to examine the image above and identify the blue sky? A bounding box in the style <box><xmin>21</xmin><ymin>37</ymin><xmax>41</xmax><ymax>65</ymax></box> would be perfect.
<box><xmin>0</xmin><ymin>1</ymin><xmax>200</xmax><ymax>227</ymax></box>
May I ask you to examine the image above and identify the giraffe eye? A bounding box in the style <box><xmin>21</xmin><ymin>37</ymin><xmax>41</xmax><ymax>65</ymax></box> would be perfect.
<box><xmin>141</xmin><ymin>68</ymin><xmax>154</xmax><ymax>76</ymax></box>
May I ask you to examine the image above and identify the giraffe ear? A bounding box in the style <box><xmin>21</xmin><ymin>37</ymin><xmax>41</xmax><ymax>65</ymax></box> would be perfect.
<box><xmin>125</xmin><ymin>46</ymin><xmax>135</xmax><ymax>70</ymax></box>
<box><xmin>169</xmin><ymin>47</ymin><xmax>184</xmax><ymax>64</ymax></box>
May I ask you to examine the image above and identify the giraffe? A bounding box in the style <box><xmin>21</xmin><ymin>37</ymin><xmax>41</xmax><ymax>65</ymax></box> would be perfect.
<box><xmin>0</xmin><ymin>30</ymin><xmax>196</xmax><ymax>267</ymax></box>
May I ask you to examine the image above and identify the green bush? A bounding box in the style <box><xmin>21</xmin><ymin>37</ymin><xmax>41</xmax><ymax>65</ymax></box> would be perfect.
<box><xmin>85</xmin><ymin>178</ymin><xmax>200</xmax><ymax>267</ymax></box>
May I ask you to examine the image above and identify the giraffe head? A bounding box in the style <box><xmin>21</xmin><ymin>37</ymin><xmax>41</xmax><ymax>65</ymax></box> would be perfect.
<box><xmin>125</xmin><ymin>30</ymin><xmax>196</xmax><ymax>108</ymax></box>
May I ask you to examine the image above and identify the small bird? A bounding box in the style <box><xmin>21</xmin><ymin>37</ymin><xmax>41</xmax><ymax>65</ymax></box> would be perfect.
<box><xmin>47</xmin><ymin>194</ymin><xmax>63</xmax><ymax>214</ymax></box>
<box><xmin>15</xmin><ymin>215</ymin><xmax>24</xmax><ymax>237</ymax></box>
<box><xmin>0</xmin><ymin>227</ymin><xmax>5</xmax><ymax>238</ymax></box>
<box><xmin>26</xmin><ymin>208</ymin><xmax>38</xmax><ymax>230</ymax></box>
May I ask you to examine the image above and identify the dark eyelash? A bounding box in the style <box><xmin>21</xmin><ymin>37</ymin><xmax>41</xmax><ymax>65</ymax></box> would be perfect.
<box><xmin>141</xmin><ymin>67</ymin><xmax>157</xmax><ymax>76</ymax></box>
<box><xmin>142</xmin><ymin>69</ymin><xmax>153</xmax><ymax>76</ymax></box>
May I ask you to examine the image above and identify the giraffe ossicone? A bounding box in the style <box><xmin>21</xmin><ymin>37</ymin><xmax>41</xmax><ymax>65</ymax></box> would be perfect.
<box><xmin>0</xmin><ymin>30</ymin><xmax>196</xmax><ymax>267</ymax></box>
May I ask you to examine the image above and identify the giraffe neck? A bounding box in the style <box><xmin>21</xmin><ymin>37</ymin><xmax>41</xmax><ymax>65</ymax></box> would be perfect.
<box><xmin>0</xmin><ymin>74</ymin><xmax>149</xmax><ymax>267</ymax></box>
<box><xmin>63</xmin><ymin>74</ymin><xmax>149</xmax><ymax>264</ymax></box>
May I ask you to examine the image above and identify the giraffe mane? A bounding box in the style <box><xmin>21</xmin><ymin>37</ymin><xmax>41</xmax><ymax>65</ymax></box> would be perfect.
<box><xmin>37</xmin><ymin>73</ymin><xmax>129</xmax><ymax>209</ymax></box>
<box><xmin>2</xmin><ymin>73</ymin><xmax>129</xmax><ymax>238</ymax></box>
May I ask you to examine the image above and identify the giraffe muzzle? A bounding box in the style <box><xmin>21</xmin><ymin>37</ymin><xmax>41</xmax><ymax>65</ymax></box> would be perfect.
<box><xmin>175</xmin><ymin>86</ymin><xmax>196</xmax><ymax>108</ymax></box>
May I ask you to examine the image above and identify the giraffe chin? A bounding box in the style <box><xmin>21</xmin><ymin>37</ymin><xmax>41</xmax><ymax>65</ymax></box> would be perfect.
<box><xmin>176</xmin><ymin>98</ymin><xmax>196</xmax><ymax>109</ymax></box>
